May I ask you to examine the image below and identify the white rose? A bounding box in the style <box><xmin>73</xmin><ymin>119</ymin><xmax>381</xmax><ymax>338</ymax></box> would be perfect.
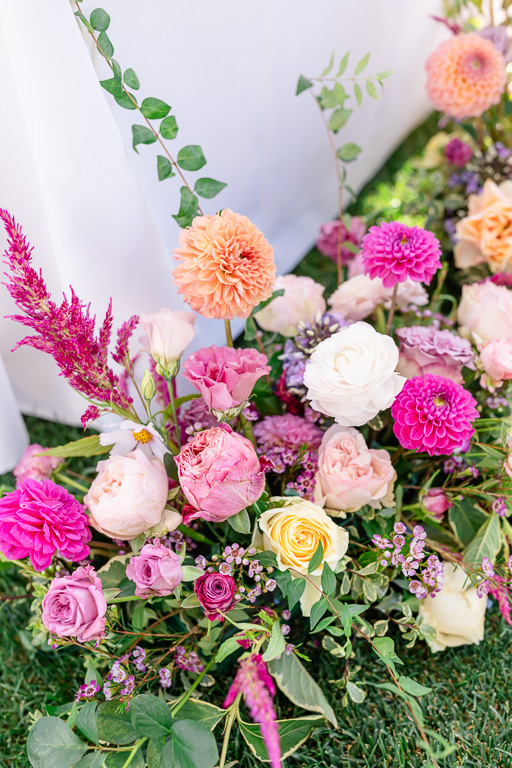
<box><xmin>303</xmin><ymin>322</ymin><xmax>405</xmax><ymax>427</ymax></box>
<box><xmin>253</xmin><ymin>497</ymin><xmax>349</xmax><ymax>616</ymax></box>
<box><xmin>254</xmin><ymin>274</ymin><xmax>326</xmax><ymax>336</ymax></box>
<box><xmin>418</xmin><ymin>562</ymin><xmax>486</xmax><ymax>653</ymax></box>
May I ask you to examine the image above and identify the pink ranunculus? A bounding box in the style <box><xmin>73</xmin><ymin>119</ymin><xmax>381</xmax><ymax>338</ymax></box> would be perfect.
<box><xmin>13</xmin><ymin>444</ymin><xmax>63</xmax><ymax>486</ymax></box>
<box><xmin>126</xmin><ymin>540</ymin><xmax>183</xmax><ymax>598</ymax></box>
<box><xmin>140</xmin><ymin>308</ymin><xmax>196</xmax><ymax>375</ymax></box>
<box><xmin>457</xmin><ymin>281</ymin><xmax>512</xmax><ymax>344</ymax></box>
<box><xmin>194</xmin><ymin>571</ymin><xmax>236</xmax><ymax>621</ymax></box>
<box><xmin>42</xmin><ymin>565</ymin><xmax>107</xmax><ymax>643</ymax></box>
<box><xmin>84</xmin><ymin>449</ymin><xmax>169</xmax><ymax>540</ymax></box>
<box><xmin>313</xmin><ymin>425</ymin><xmax>396</xmax><ymax>514</ymax></box>
<box><xmin>183</xmin><ymin>345</ymin><xmax>270</xmax><ymax>413</ymax></box>
<box><xmin>254</xmin><ymin>274</ymin><xmax>326</xmax><ymax>337</ymax></box>
<box><xmin>421</xmin><ymin>488</ymin><xmax>453</xmax><ymax>518</ymax></box>
<box><xmin>175</xmin><ymin>425</ymin><xmax>265</xmax><ymax>524</ymax></box>
<box><xmin>480</xmin><ymin>339</ymin><xmax>512</xmax><ymax>387</ymax></box>
<box><xmin>317</xmin><ymin>216</ymin><xmax>366</xmax><ymax>264</ymax></box>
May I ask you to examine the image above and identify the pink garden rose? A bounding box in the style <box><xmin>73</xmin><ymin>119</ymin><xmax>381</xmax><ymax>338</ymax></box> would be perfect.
<box><xmin>84</xmin><ymin>449</ymin><xmax>169</xmax><ymax>540</ymax></box>
<box><xmin>421</xmin><ymin>488</ymin><xmax>453</xmax><ymax>519</ymax></box>
<box><xmin>175</xmin><ymin>425</ymin><xmax>265</xmax><ymax>524</ymax></box>
<box><xmin>317</xmin><ymin>216</ymin><xmax>366</xmax><ymax>264</ymax></box>
<box><xmin>254</xmin><ymin>274</ymin><xmax>326</xmax><ymax>337</ymax></box>
<box><xmin>140</xmin><ymin>308</ymin><xmax>196</xmax><ymax>375</ymax></box>
<box><xmin>13</xmin><ymin>444</ymin><xmax>63</xmax><ymax>486</ymax></box>
<box><xmin>42</xmin><ymin>565</ymin><xmax>107</xmax><ymax>643</ymax></box>
<box><xmin>457</xmin><ymin>281</ymin><xmax>512</xmax><ymax>344</ymax></box>
<box><xmin>126</xmin><ymin>540</ymin><xmax>183</xmax><ymax>598</ymax></box>
<box><xmin>194</xmin><ymin>571</ymin><xmax>236</xmax><ymax>620</ymax></box>
<box><xmin>183</xmin><ymin>345</ymin><xmax>270</xmax><ymax>413</ymax></box>
<box><xmin>313</xmin><ymin>425</ymin><xmax>396</xmax><ymax>515</ymax></box>
<box><xmin>480</xmin><ymin>339</ymin><xmax>512</xmax><ymax>387</ymax></box>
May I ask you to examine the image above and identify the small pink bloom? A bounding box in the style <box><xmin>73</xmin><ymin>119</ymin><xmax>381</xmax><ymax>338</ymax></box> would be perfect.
<box><xmin>480</xmin><ymin>339</ymin><xmax>512</xmax><ymax>386</ymax></box>
<box><xmin>317</xmin><ymin>217</ymin><xmax>366</xmax><ymax>264</ymax></box>
<box><xmin>176</xmin><ymin>425</ymin><xmax>265</xmax><ymax>523</ymax></box>
<box><xmin>42</xmin><ymin>565</ymin><xmax>107</xmax><ymax>643</ymax></box>
<box><xmin>194</xmin><ymin>572</ymin><xmax>236</xmax><ymax>620</ymax></box>
<box><xmin>444</xmin><ymin>138</ymin><xmax>473</xmax><ymax>167</ymax></box>
<box><xmin>126</xmin><ymin>540</ymin><xmax>183</xmax><ymax>598</ymax></box>
<box><xmin>183</xmin><ymin>345</ymin><xmax>270</xmax><ymax>412</ymax></box>
<box><xmin>13</xmin><ymin>444</ymin><xmax>63</xmax><ymax>486</ymax></box>
<box><xmin>254</xmin><ymin>274</ymin><xmax>326</xmax><ymax>337</ymax></box>
<box><xmin>421</xmin><ymin>488</ymin><xmax>453</xmax><ymax>518</ymax></box>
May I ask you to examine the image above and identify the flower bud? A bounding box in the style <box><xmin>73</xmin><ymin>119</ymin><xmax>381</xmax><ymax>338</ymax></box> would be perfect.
<box><xmin>141</xmin><ymin>369</ymin><xmax>157</xmax><ymax>401</ymax></box>
<box><xmin>421</xmin><ymin>488</ymin><xmax>452</xmax><ymax>519</ymax></box>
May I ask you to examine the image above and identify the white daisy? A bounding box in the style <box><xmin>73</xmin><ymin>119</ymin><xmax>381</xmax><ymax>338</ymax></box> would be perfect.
<box><xmin>99</xmin><ymin>420</ymin><xmax>168</xmax><ymax>461</ymax></box>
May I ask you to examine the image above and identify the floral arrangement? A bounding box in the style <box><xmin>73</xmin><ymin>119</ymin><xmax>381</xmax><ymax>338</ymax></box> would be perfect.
<box><xmin>3</xmin><ymin>4</ymin><xmax>512</xmax><ymax>768</ymax></box>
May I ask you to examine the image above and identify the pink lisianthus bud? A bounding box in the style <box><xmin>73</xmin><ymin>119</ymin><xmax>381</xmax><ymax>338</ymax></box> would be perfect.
<box><xmin>139</xmin><ymin>308</ymin><xmax>196</xmax><ymax>378</ymax></box>
<box><xmin>194</xmin><ymin>572</ymin><xmax>236</xmax><ymax>620</ymax></box>
<box><xmin>13</xmin><ymin>444</ymin><xmax>63</xmax><ymax>486</ymax></box>
<box><xmin>183</xmin><ymin>345</ymin><xmax>270</xmax><ymax>414</ymax></box>
<box><xmin>126</xmin><ymin>540</ymin><xmax>183</xmax><ymax>598</ymax></box>
<box><xmin>175</xmin><ymin>425</ymin><xmax>265</xmax><ymax>523</ymax></box>
<box><xmin>317</xmin><ymin>217</ymin><xmax>366</xmax><ymax>264</ymax></box>
<box><xmin>42</xmin><ymin>565</ymin><xmax>107</xmax><ymax>643</ymax></box>
<box><xmin>421</xmin><ymin>488</ymin><xmax>453</xmax><ymax>518</ymax></box>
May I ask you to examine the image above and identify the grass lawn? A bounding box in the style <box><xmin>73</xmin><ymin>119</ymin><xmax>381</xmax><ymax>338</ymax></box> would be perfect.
<box><xmin>2</xmin><ymin>114</ymin><xmax>512</xmax><ymax>767</ymax></box>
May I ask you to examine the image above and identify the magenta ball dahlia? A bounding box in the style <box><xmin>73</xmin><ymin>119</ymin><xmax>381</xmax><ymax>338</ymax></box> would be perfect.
<box><xmin>362</xmin><ymin>222</ymin><xmax>442</xmax><ymax>288</ymax></box>
<box><xmin>0</xmin><ymin>479</ymin><xmax>91</xmax><ymax>571</ymax></box>
<box><xmin>391</xmin><ymin>374</ymin><xmax>478</xmax><ymax>456</ymax></box>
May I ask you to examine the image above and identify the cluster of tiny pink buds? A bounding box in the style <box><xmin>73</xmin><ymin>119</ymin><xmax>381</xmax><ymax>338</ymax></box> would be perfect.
<box><xmin>373</xmin><ymin>523</ymin><xmax>444</xmax><ymax>598</ymax></box>
<box><xmin>103</xmin><ymin>651</ymin><xmax>143</xmax><ymax>708</ymax></box>
<box><xmin>202</xmin><ymin>544</ymin><xmax>277</xmax><ymax>604</ymax></box>
<box><xmin>476</xmin><ymin>557</ymin><xmax>496</xmax><ymax>598</ymax></box>
<box><xmin>174</xmin><ymin>646</ymin><xmax>204</xmax><ymax>673</ymax></box>
<box><xmin>492</xmin><ymin>497</ymin><xmax>507</xmax><ymax>517</ymax></box>
<box><xmin>112</xmin><ymin>315</ymin><xmax>139</xmax><ymax>365</ymax></box>
<box><xmin>75</xmin><ymin>680</ymin><xmax>100</xmax><ymax>702</ymax></box>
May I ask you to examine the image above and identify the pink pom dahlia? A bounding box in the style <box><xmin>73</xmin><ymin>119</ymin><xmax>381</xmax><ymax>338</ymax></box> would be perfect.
<box><xmin>0</xmin><ymin>479</ymin><xmax>91</xmax><ymax>571</ymax></box>
<box><xmin>361</xmin><ymin>222</ymin><xmax>441</xmax><ymax>288</ymax></box>
<box><xmin>391</xmin><ymin>375</ymin><xmax>478</xmax><ymax>456</ymax></box>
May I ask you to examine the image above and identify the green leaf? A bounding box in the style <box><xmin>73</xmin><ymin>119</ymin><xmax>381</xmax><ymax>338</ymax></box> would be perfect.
<box><xmin>337</xmin><ymin>51</ymin><xmax>350</xmax><ymax>76</ymax></box>
<box><xmin>373</xmin><ymin>636</ymin><xmax>395</xmax><ymax>658</ymax></box>
<box><xmin>354</xmin><ymin>52</ymin><xmax>370</xmax><ymax>75</ymax></box>
<box><xmin>321</xmin><ymin>51</ymin><xmax>335</xmax><ymax>77</ymax></box>
<box><xmin>377</xmin><ymin>70</ymin><xmax>393</xmax><ymax>79</ymax></box>
<box><xmin>146</xmin><ymin>738</ymin><xmax>163</xmax><ymax>768</ymax></box>
<box><xmin>328</xmin><ymin>107</ymin><xmax>353</xmax><ymax>133</ymax></box>
<box><xmin>27</xmin><ymin>717</ymin><xmax>87</xmax><ymax>768</ymax></box>
<box><xmin>296</xmin><ymin>75</ymin><xmax>314</xmax><ymax>95</ymax></box>
<box><xmin>215</xmin><ymin>636</ymin><xmax>243</xmax><ymax>663</ymax></box>
<box><xmin>320</xmin><ymin>562</ymin><xmax>336</xmax><ymax>596</ymax></box>
<box><xmin>161</xmin><ymin>719</ymin><xmax>219</xmax><ymax>768</ymax></box>
<box><xmin>39</xmin><ymin>435</ymin><xmax>110</xmax><ymax>458</ymax></box>
<box><xmin>194</xmin><ymin>178</ymin><xmax>227</xmax><ymax>199</ymax></box>
<box><xmin>227</xmin><ymin>508</ymin><xmax>251</xmax><ymax>535</ymax></box>
<box><xmin>115</xmin><ymin>91</ymin><xmax>137</xmax><ymax>110</ymax></box>
<box><xmin>111</xmin><ymin>59</ymin><xmax>122</xmax><ymax>81</ymax></box>
<box><xmin>105</xmin><ymin>752</ymin><xmax>144</xmax><ymax>768</ymax></box>
<box><xmin>354</xmin><ymin>83</ymin><xmax>362</xmax><ymax>107</ymax></box>
<box><xmin>74</xmin><ymin>11</ymin><xmax>94</xmax><ymax>34</ymax></box>
<box><xmin>130</xmin><ymin>694</ymin><xmax>172</xmax><ymax>739</ymax></box>
<box><xmin>337</xmin><ymin>142</ymin><xmax>362</xmax><ymax>162</ymax></box>
<box><xmin>177</xmin><ymin>145</ymin><xmax>207</xmax><ymax>172</ymax></box>
<box><xmin>274</xmin><ymin>568</ymin><xmax>292</xmax><ymax>599</ymax></box>
<box><xmin>308</xmin><ymin>541</ymin><xmax>324</xmax><ymax>573</ymax></box>
<box><xmin>268</xmin><ymin>652</ymin><xmax>337</xmax><ymax>726</ymax></box>
<box><xmin>90</xmin><ymin>8</ymin><xmax>110</xmax><ymax>31</ymax></box>
<box><xmin>464</xmin><ymin>513</ymin><xmax>501</xmax><ymax>567</ymax></box>
<box><xmin>320</xmin><ymin>82</ymin><xmax>346</xmax><ymax>109</ymax></box>
<box><xmin>158</xmin><ymin>116</ymin><xmax>179</xmax><ymax>141</ymax></box>
<box><xmin>141</xmin><ymin>98</ymin><xmax>171</xmax><ymax>120</ymax></box>
<box><xmin>287</xmin><ymin>577</ymin><xmax>306</xmax><ymax>611</ymax></box>
<box><xmin>181</xmin><ymin>566</ymin><xmax>205</xmax><ymax>582</ymax></box>
<box><xmin>180</xmin><ymin>593</ymin><xmax>201</xmax><ymax>609</ymax></box>
<box><xmin>98</xmin><ymin>558</ymin><xmax>128</xmax><ymax>590</ymax></box>
<box><xmin>398</xmin><ymin>676</ymin><xmax>432</xmax><ymax>697</ymax></box>
<box><xmin>172</xmin><ymin>187</ymin><xmax>199</xmax><ymax>229</ymax></box>
<box><xmin>123</xmin><ymin>68</ymin><xmax>140</xmax><ymax>90</ymax></box>
<box><xmin>262</xmin><ymin>620</ymin><xmax>287</xmax><ymax>662</ymax></box>
<box><xmin>346</xmin><ymin>681</ymin><xmax>366</xmax><ymax>703</ymax></box>
<box><xmin>449</xmin><ymin>500</ymin><xmax>488</xmax><ymax>547</ymax></box>
<box><xmin>255</xmin><ymin>551</ymin><xmax>278</xmax><ymax>568</ymax></box>
<box><xmin>366</xmin><ymin>80</ymin><xmax>378</xmax><ymax>100</ymax></box>
<box><xmin>97</xmin><ymin>31</ymin><xmax>113</xmax><ymax>59</ymax></box>
<box><xmin>72</xmin><ymin>754</ymin><xmax>106</xmax><ymax>768</ymax></box>
<box><xmin>239</xmin><ymin>715</ymin><xmax>324</xmax><ymax>762</ymax></box>
<box><xmin>76</xmin><ymin>702</ymin><xmax>99</xmax><ymax>744</ymax></box>
<box><xmin>251</xmin><ymin>289</ymin><xmax>285</xmax><ymax>317</ymax></box>
<box><xmin>96</xmin><ymin>701</ymin><xmax>139</xmax><ymax>745</ymax></box>
<box><xmin>310</xmin><ymin>597</ymin><xmax>328</xmax><ymax>629</ymax></box>
<box><xmin>132</xmin><ymin>124</ymin><xmax>157</xmax><ymax>153</ymax></box>
<box><xmin>172</xmin><ymin>699</ymin><xmax>226</xmax><ymax>730</ymax></box>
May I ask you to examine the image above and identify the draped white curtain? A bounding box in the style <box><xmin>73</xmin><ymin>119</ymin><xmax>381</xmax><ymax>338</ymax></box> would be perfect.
<box><xmin>0</xmin><ymin>0</ymin><xmax>443</xmax><ymax>472</ymax></box>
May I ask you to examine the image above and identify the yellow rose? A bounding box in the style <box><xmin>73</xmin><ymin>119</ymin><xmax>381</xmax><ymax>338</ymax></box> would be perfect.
<box><xmin>418</xmin><ymin>563</ymin><xmax>486</xmax><ymax>653</ymax></box>
<box><xmin>254</xmin><ymin>497</ymin><xmax>349</xmax><ymax>616</ymax></box>
<box><xmin>455</xmin><ymin>179</ymin><xmax>512</xmax><ymax>273</ymax></box>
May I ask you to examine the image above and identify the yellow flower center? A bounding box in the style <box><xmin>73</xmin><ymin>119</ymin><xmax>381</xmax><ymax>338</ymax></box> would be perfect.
<box><xmin>133</xmin><ymin>428</ymin><xmax>152</xmax><ymax>444</ymax></box>
<box><xmin>434</xmin><ymin>396</ymin><xmax>446</xmax><ymax>407</ymax></box>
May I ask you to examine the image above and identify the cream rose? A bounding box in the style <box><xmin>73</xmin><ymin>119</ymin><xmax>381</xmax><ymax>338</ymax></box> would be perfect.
<box><xmin>254</xmin><ymin>274</ymin><xmax>326</xmax><ymax>337</ymax></box>
<box><xmin>313</xmin><ymin>426</ymin><xmax>395</xmax><ymax>515</ymax></box>
<box><xmin>418</xmin><ymin>562</ymin><xmax>486</xmax><ymax>653</ymax></box>
<box><xmin>455</xmin><ymin>179</ymin><xmax>512</xmax><ymax>273</ymax></box>
<box><xmin>255</xmin><ymin>498</ymin><xmax>349</xmax><ymax>616</ymax></box>
<box><xmin>457</xmin><ymin>281</ymin><xmax>512</xmax><ymax>344</ymax></box>
<box><xmin>304</xmin><ymin>322</ymin><xmax>405</xmax><ymax>427</ymax></box>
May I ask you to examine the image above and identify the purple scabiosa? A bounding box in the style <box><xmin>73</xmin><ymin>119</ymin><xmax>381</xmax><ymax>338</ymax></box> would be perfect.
<box><xmin>361</xmin><ymin>222</ymin><xmax>442</xmax><ymax>288</ymax></box>
<box><xmin>295</xmin><ymin>312</ymin><xmax>347</xmax><ymax>355</ymax></box>
<box><xmin>224</xmin><ymin>654</ymin><xmax>281</xmax><ymax>768</ymax></box>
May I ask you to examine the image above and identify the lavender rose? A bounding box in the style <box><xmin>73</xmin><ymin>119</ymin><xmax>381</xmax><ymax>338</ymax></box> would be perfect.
<box><xmin>396</xmin><ymin>325</ymin><xmax>474</xmax><ymax>383</ymax></box>
<box><xmin>126</xmin><ymin>540</ymin><xmax>183</xmax><ymax>598</ymax></box>
<box><xmin>194</xmin><ymin>572</ymin><xmax>236</xmax><ymax>621</ymax></box>
<box><xmin>42</xmin><ymin>565</ymin><xmax>107</xmax><ymax>643</ymax></box>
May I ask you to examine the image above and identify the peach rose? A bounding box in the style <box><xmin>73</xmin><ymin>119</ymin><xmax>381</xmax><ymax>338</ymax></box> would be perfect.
<box><xmin>455</xmin><ymin>180</ymin><xmax>512</xmax><ymax>273</ymax></box>
<box><xmin>480</xmin><ymin>339</ymin><xmax>512</xmax><ymax>387</ymax></box>
<box><xmin>313</xmin><ymin>426</ymin><xmax>395</xmax><ymax>515</ymax></box>
<box><xmin>254</xmin><ymin>274</ymin><xmax>326</xmax><ymax>337</ymax></box>
<box><xmin>457</xmin><ymin>281</ymin><xmax>512</xmax><ymax>344</ymax></box>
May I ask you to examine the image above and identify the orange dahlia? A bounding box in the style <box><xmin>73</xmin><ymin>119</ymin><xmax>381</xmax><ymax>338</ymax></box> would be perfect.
<box><xmin>426</xmin><ymin>33</ymin><xmax>506</xmax><ymax>119</ymax></box>
<box><xmin>173</xmin><ymin>209</ymin><xmax>275</xmax><ymax>319</ymax></box>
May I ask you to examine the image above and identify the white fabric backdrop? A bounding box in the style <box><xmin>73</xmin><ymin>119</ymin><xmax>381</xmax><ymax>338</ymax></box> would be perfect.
<box><xmin>0</xmin><ymin>0</ymin><xmax>443</xmax><ymax>472</ymax></box>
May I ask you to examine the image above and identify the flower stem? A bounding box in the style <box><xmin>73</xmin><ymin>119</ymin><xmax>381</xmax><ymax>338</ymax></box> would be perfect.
<box><xmin>219</xmin><ymin>693</ymin><xmax>242</xmax><ymax>768</ymax></box>
<box><xmin>239</xmin><ymin>412</ymin><xmax>257</xmax><ymax>448</ymax></box>
<box><xmin>170</xmin><ymin>657</ymin><xmax>215</xmax><ymax>716</ymax></box>
<box><xmin>53</xmin><ymin>473</ymin><xmax>90</xmax><ymax>495</ymax></box>
<box><xmin>167</xmin><ymin>381</ymin><xmax>181</xmax><ymax>450</ymax></box>
<box><xmin>121</xmin><ymin>738</ymin><xmax>147</xmax><ymax>768</ymax></box>
<box><xmin>224</xmin><ymin>319</ymin><xmax>234</xmax><ymax>348</ymax></box>
<box><xmin>385</xmin><ymin>283</ymin><xmax>398</xmax><ymax>334</ymax></box>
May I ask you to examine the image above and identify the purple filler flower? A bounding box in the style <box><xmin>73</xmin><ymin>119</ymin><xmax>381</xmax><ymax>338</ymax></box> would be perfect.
<box><xmin>362</xmin><ymin>222</ymin><xmax>442</xmax><ymax>288</ymax></box>
<box><xmin>396</xmin><ymin>325</ymin><xmax>474</xmax><ymax>383</ymax></box>
<box><xmin>444</xmin><ymin>137</ymin><xmax>473</xmax><ymax>167</ymax></box>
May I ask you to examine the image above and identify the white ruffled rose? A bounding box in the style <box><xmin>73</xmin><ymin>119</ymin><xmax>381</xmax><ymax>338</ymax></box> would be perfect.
<box><xmin>254</xmin><ymin>274</ymin><xmax>326</xmax><ymax>337</ymax></box>
<box><xmin>418</xmin><ymin>562</ymin><xmax>486</xmax><ymax>653</ymax></box>
<box><xmin>303</xmin><ymin>321</ymin><xmax>405</xmax><ymax>427</ymax></box>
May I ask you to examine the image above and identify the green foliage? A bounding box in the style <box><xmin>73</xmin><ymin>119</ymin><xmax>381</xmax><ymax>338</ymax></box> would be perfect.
<box><xmin>90</xmin><ymin>8</ymin><xmax>110</xmax><ymax>31</ymax></box>
<box><xmin>160</xmin><ymin>116</ymin><xmax>179</xmax><ymax>140</ymax></box>
<box><xmin>96</xmin><ymin>701</ymin><xmax>139</xmax><ymax>745</ymax></box>
<box><xmin>132</xmin><ymin>124</ymin><xmax>157</xmax><ymax>152</ymax></box>
<box><xmin>97</xmin><ymin>31</ymin><xmax>113</xmax><ymax>59</ymax></box>
<box><xmin>76</xmin><ymin>702</ymin><xmax>99</xmax><ymax>744</ymax></box>
<box><xmin>40</xmin><ymin>435</ymin><xmax>109</xmax><ymax>458</ymax></box>
<box><xmin>172</xmin><ymin>187</ymin><xmax>200</xmax><ymax>228</ymax></box>
<box><xmin>262</xmin><ymin>620</ymin><xmax>287</xmax><ymax>662</ymax></box>
<box><xmin>123</xmin><ymin>68</ymin><xmax>140</xmax><ymax>90</ymax></box>
<box><xmin>129</xmin><ymin>695</ymin><xmax>172</xmax><ymax>739</ymax></box>
<box><xmin>27</xmin><ymin>717</ymin><xmax>87</xmax><ymax>768</ymax></box>
<box><xmin>296</xmin><ymin>75</ymin><xmax>314</xmax><ymax>95</ymax></box>
<box><xmin>177</xmin><ymin>145</ymin><xmax>207</xmax><ymax>172</ymax></box>
<box><xmin>337</xmin><ymin>142</ymin><xmax>362</xmax><ymax>162</ymax></box>
<box><xmin>287</xmin><ymin>577</ymin><xmax>306</xmax><ymax>611</ymax></box>
<box><xmin>194</xmin><ymin>177</ymin><xmax>227</xmax><ymax>199</ymax></box>
<box><xmin>308</xmin><ymin>541</ymin><xmax>324</xmax><ymax>573</ymax></box>
<box><xmin>226</xmin><ymin>508</ymin><xmax>251</xmax><ymax>534</ymax></box>
<box><xmin>464</xmin><ymin>514</ymin><xmax>502</xmax><ymax>566</ymax></box>
<box><xmin>269</xmin><ymin>652</ymin><xmax>338</xmax><ymax>726</ymax></box>
<box><xmin>160</xmin><ymin>720</ymin><xmax>218</xmax><ymax>768</ymax></box>
<box><xmin>239</xmin><ymin>715</ymin><xmax>324</xmax><ymax>762</ymax></box>
<box><xmin>141</xmin><ymin>98</ymin><xmax>171</xmax><ymax>119</ymax></box>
